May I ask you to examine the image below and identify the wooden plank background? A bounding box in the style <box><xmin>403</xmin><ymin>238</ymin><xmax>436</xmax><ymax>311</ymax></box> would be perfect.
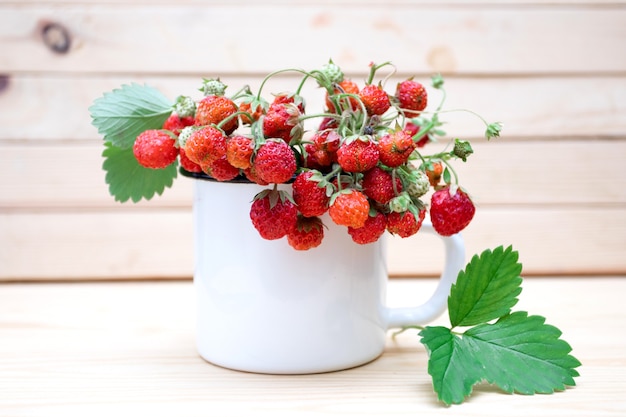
<box><xmin>1</xmin><ymin>0</ymin><xmax>625</xmax><ymax>280</ymax></box>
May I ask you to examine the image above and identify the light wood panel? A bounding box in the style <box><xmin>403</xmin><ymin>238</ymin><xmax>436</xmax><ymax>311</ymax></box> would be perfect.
<box><xmin>1</xmin><ymin>75</ymin><xmax>625</xmax><ymax>142</ymax></box>
<box><xmin>1</xmin><ymin>140</ymin><xmax>625</xmax><ymax>208</ymax></box>
<box><xmin>0</xmin><ymin>278</ymin><xmax>624</xmax><ymax>416</ymax></box>
<box><xmin>1</xmin><ymin>207</ymin><xmax>624</xmax><ymax>280</ymax></box>
<box><xmin>1</xmin><ymin>5</ymin><xmax>625</xmax><ymax>74</ymax></box>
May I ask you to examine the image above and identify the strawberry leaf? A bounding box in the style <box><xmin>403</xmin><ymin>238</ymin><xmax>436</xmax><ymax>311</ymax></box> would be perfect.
<box><xmin>90</xmin><ymin>83</ymin><xmax>173</xmax><ymax>149</ymax></box>
<box><xmin>419</xmin><ymin>326</ymin><xmax>483</xmax><ymax>405</ymax></box>
<box><xmin>448</xmin><ymin>246</ymin><xmax>522</xmax><ymax>328</ymax></box>
<box><xmin>464</xmin><ymin>312</ymin><xmax>581</xmax><ymax>394</ymax></box>
<box><xmin>420</xmin><ymin>313</ymin><xmax>581</xmax><ymax>405</ymax></box>
<box><xmin>102</xmin><ymin>142</ymin><xmax>178</xmax><ymax>203</ymax></box>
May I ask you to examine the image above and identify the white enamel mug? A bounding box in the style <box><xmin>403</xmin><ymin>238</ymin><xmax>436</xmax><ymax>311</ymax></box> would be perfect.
<box><xmin>189</xmin><ymin>174</ymin><xmax>465</xmax><ymax>374</ymax></box>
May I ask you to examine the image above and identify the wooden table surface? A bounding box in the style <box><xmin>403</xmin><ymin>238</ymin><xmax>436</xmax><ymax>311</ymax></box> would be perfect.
<box><xmin>1</xmin><ymin>277</ymin><xmax>624</xmax><ymax>416</ymax></box>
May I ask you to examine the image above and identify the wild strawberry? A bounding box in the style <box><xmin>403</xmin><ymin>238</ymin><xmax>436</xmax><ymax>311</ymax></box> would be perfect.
<box><xmin>203</xmin><ymin>156</ymin><xmax>240</xmax><ymax>181</ymax></box>
<box><xmin>336</xmin><ymin>138</ymin><xmax>379</xmax><ymax>173</ymax></box>
<box><xmin>183</xmin><ymin>126</ymin><xmax>227</xmax><ymax>167</ymax></box>
<box><xmin>253</xmin><ymin>139</ymin><xmax>297</xmax><ymax>184</ymax></box>
<box><xmin>387</xmin><ymin>209</ymin><xmax>426</xmax><ymax>238</ymax></box>
<box><xmin>359</xmin><ymin>84</ymin><xmax>390</xmax><ymax>116</ymax></box>
<box><xmin>263</xmin><ymin>103</ymin><xmax>302</xmax><ymax>142</ymax></box>
<box><xmin>238</xmin><ymin>101</ymin><xmax>263</xmax><ymax>125</ymax></box>
<box><xmin>306</xmin><ymin>130</ymin><xmax>340</xmax><ymax>168</ymax></box>
<box><xmin>292</xmin><ymin>171</ymin><xmax>330</xmax><ymax>217</ymax></box>
<box><xmin>249</xmin><ymin>189</ymin><xmax>298</xmax><ymax>240</ymax></box>
<box><xmin>179</xmin><ymin>148</ymin><xmax>202</xmax><ymax>173</ymax></box>
<box><xmin>243</xmin><ymin>166</ymin><xmax>269</xmax><ymax>185</ymax></box>
<box><xmin>163</xmin><ymin>113</ymin><xmax>195</xmax><ymax>136</ymax></box>
<box><xmin>132</xmin><ymin>130</ymin><xmax>178</xmax><ymax>169</ymax></box>
<box><xmin>396</xmin><ymin>79</ymin><xmax>428</xmax><ymax>118</ymax></box>
<box><xmin>328</xmin><ymin>190</ymin><xmax>370</xmax><ymax>229</ymax></box>
<box><xmin>226</xmin><ymin>135</ymin><xmax>254</xmax><ymax>169</ymax></box>
<box><xmin>325</xmin><ymin>79</ymin><xmax>360</xmax><ymax>113</ymax></box>
<box><xmin>287</xmin><ymin>216</ymin><xmax>324</xmax><ymax>250</ymax></box>
<box><xmin>195</xmin><ymin>95</ymin><xmax>239</xmax><ymax>134</ymax></box>
<box><xmin>362</xmin><ymin>166</ymin><xmax>402</xmax><ymax>205</ymax></box>
<box><xmin>404</xmin><ymin>122</ymin><xmax>430</xmax><ymax>148</ymax></box>
<box><xmin>348</xmin><ymin>210</ymin><xmax>387</xmax><ymax>244</ymax></box>
<box><xmin>318</xmin><ymin>117</ymin><xmax>339</xmax><ymax>131</ymax></box>
<box><xmin>272</xmin><ymin>92</ymin><xmax>305</xmax><ymax>113</ymax></box>
<box><xmin>430</xmin><ymin>187</ymin><xmax>476</xmax><ymax>236</ymax></box>
<box><xmin>425</xmin><ymin>161</ymin><xmax>443</xmax><ymax>187</ymax></box>
<box><xmin>378</xmin><ymin>130</ymin><xmax>416</xmax><ymax>168</ymax></box>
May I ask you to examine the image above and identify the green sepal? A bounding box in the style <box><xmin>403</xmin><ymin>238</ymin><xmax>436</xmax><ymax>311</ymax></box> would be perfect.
<box><xmin>102</xmin><ymin>142</ymin><xmax>178</xmax><ymax>203</ymax></box>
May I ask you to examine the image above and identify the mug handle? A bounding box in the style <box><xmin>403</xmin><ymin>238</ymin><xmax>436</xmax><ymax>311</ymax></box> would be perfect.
<box><xmin>385</xmin><ymin>221</ymin><xmax>465</xmax><ymax>329</ymax></box>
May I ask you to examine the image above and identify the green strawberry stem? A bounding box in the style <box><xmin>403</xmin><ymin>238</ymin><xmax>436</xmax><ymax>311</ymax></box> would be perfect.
<box><xmin>365</xmin><ymin>61</ymin><xmax>394</xmax><ymax>85</ymax></box>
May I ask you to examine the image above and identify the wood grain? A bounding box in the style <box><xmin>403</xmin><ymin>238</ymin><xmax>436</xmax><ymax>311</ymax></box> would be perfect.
<box><xmin>1</xmin><ymin>75</ymin><xmax>625</xmax><ymax>142</ymax></box>
<box><xmin>1</xmin><ymin>5</ymin><xmax>625</xmax><ymax>74</ymax></box>
<box><xmin>0</xmin><ymin>278</ymin><xmax>624</xmax><ymax>416</ymax></box>
<box><xmin>1</xmin><ymin>206</ymin><xmax>624</xmax><ymax>279</ymax></box>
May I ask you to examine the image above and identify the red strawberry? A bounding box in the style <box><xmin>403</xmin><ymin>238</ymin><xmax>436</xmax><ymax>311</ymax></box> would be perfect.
<box><xmin>163</xmin><ymin>113</ymin><xmax>195</xmax><ymax>136</ymax></box>
<box><xmin>226</xmin><ymin>135</ymin><xmax>254</xmax><ymax>169</ymax></box>
<box><xmin>243</xmin><ymin>166</ymin><xmax>269</xmax><ymax>185</ymax></box>
<box><xmin>348</xmin><ymin>210</ymin><xmax>387</xmax><ymax>244</ymax></box>
<box><xmin>195</xmin><ymin>95</ymin><xmax>239</xmax><ymax>134</ymax></box>
<box><xmin>263</xmin><ymin>102</ymin><xmax>301</xmax><ymax>142</ymax></box>
<box><xmin>305</xmin><ymin>130</ymin><xmax>340</xmax><ymax>168</ymax></box>
<box><xmin>292</xmin><ymin>171</ymin><xmax>330</xmax><ymax>217</ymax></box>
<box><xmin>425</xmin><ymin>161</ymin><xmax>443</xmax><ymax>187</ymax></box>
<box><xmin>287</xmin><ymin>216</ymin><xmax>324</xmax><ymax>250</ymax></box>
<box><xmin>272</xmin><ymin>92</ymin><xmax>305</xmax><ymax>113</ymax></box>
<box><xmin>396</xmin><ymin>79</ymin><xmax>428</xmax><ymax>118</ymax></box>
<box><xmin>362</xmin><ymin>166</ymin><xmax>402</xmax><ymax>204</ymax></box>
<box><xmin>336</xmin><ymin>138</ymin><xmax>379</xmax><ymax>173</ymax></box>
<box><xmin>179</xmin><ymin>148</ymin><xmax>202</xmax><ymax>173</ymax></box>
<box><xmin>328</xmin><ymin>190</ymin><xmax>370</xmax><ymax>229</ymax></box>
<box><xmin>202</xmin><ymin>156</ymin><xmax>240</xmax><ymax>181</ymax></box>
<box><xmin>387</xmin><ymin>209</ymin><xmax>426</xmax><ymax>238</ymax></box>
<box><xmin>404</xmin><ymin>122</ymin><xmax>430</xmax><ymax>148</ymax></box>
<box><xmin>430</xmin><ymin>187</ymin><xmax>476</xmax><ymax>236</ymax></box>
<box><xmin>238</xmin><ymin>101</ymin><xmax>263</xmax><ymax>125</ymax></box>
<box><xmin>253</xmin><ymin>139</ymin><xmax>297</xmax><ymax>184</ymax></box>
<box><xmin>359</xmin><ymin>84</ymin><xmax>391</xmax><ymax>116</ymax></box>
<box><xmin>325</xmin><ymin>79</ymin><xmax>360</xmax><ymax>113</ymax></box>
<box><xmin>249</xmin><ymin>189</ymin><xmax>298</xmax><ymax>240</ymax></box>
<box><xmin>183</xmin><ymin>126</ymin><xmax>227</xmax><ymax>167</ymax></box>
<box><xmin>378</xmin><ymin>130</ymin><xmax>416</xmax><ymax>168</ymax></box>
<box><xmin>132</xmin><ymin>130</ymin><xmax>178</xmax><ymax>169</ymax></box>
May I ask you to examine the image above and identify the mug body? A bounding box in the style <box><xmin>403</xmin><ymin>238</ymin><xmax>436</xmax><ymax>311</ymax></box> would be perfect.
<box><xmin>193</xmin><ymin>178</ymin><xmax>389</xmax><ymax>374</ymax></box>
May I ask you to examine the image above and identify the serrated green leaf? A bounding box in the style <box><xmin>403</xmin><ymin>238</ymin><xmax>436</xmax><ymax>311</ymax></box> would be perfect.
<box><xmin>464</xmin><ymin>312</ymin><xmax>581</xmax><ymax>394</ymax></box>
<box><xmin>419</xmin><ymin>326</ymin><xmax>483</xmax><ymax>405</ymax></box>
<box><xmin>90</xmin><ymin>83</ymin><xmax>173</xmax><ymax>149</ymax></box>
<box><xmin>419</xmin><ymin>313</ymin><xmax>581</xmax><ymax>405</ymax></box>
<box><xmin>102</xmin><ymin>142</ymin><xmax>178</xmax><ymax>203</ymax></box>
<box><xmin>448</xmin><ymin>246</ymin><xmax>523</xmax><ymax>328</ymax></box>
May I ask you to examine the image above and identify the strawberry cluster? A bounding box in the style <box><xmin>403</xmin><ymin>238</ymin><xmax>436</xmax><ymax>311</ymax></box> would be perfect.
<box><xmin>131</xmin><ymin>61</ymin><xmax>501</xmax><ymax>250</ymax></box>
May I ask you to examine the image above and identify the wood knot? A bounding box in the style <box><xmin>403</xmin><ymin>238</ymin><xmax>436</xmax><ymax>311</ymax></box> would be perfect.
<box><xmin>41</xmin><ymin>21</ymin><xmax>72</xmax><ymax>54</ymax></box>
<box><xmin>0</xmin><ymin>75</ymin><xmax>9</xmax><ymax>94</ymax></box>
